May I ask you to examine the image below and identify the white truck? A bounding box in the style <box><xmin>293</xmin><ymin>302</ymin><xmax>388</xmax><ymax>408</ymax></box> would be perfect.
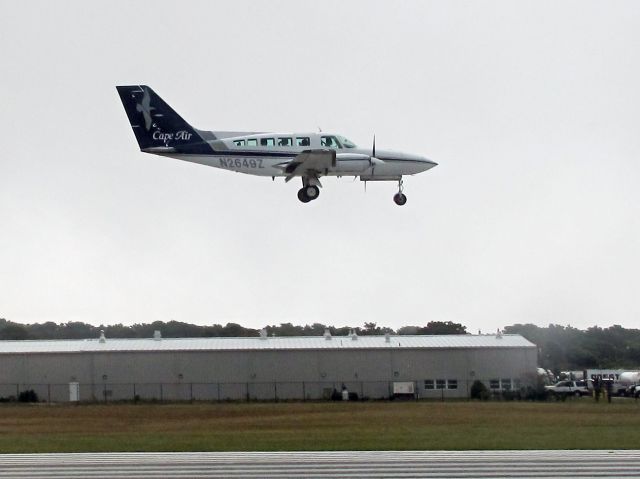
<box><xmin>617</xmin><ymin>371</ymin><xmax>640</xmax><ymax>396</ymax></box>
<box><xmin>545</xmin><ymin>380</ymin><xmax>590</xmax><ymax>398</ymax></box>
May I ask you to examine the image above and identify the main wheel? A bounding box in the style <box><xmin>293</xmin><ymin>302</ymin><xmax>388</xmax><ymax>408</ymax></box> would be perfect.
<box><xmin>393</xmin><ymin>193</ymin><xmax>407</xmax><ymax>206</ymax></box>
<box><xmin>297</xmin><ymin>188</ymin><xmax>311</xmax><ymax>203</ymax></box>
<box><xmin>304</xmin><ymin>185</ymin><xmax>320</xmax><ymax>201</ymax></box>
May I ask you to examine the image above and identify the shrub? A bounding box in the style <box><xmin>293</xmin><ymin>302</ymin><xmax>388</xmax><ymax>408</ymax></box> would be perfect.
<box><xmin>470</xmin><ymin>380</ymin><xmax>490</xmax><ymax>400</ymax></box>
<box><xmin>18</xmin><ymin>389</ymin><xmax>38</xmax><ymax>403</ymax></box>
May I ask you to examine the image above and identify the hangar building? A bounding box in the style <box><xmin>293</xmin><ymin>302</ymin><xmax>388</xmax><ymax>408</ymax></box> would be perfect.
<box><xmin>0</xmin><ymin>331</ymin><xmax>537</xmax><ymax>402</ymax></box>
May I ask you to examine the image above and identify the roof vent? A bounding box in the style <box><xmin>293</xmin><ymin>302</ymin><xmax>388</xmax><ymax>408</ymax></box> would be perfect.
<box><xmin>496</xmin><ymin>328</ymin><xmax>502</xmax><ymax>339</ymax></box>
<box><xmin>259</xmin><ymin>328</ymin><xmax>268</xmax><ymax>340</ymax></box>
<box><xmin>98</xmin><ymin>330</ymin><xmax>106</xmax><ymax>343</ymax></box>
<box><xmin>324</xmin><ymin>329</ymin><xmax>332</xmax><ymax>340</ymax></box>
<box><xmin>350</xmin><ymin>329</ymin><xmax>358</xmax><ymax>340</ymax></box>
<box><xmin>385</xmin><ymin>333</ymin><xmax>391</xmax><ymax>343</ymax></box>
<box><xmin>153</xmin><ymin>330</ymin><xmax>162</xmax><ymax>341</ymax></box>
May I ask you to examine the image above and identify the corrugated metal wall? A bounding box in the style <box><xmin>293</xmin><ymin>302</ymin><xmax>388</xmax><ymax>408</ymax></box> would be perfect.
<box><xmin>0</xmin><ymin>347</ymin><xmax>537</xmax><ymax>401</ymax></box>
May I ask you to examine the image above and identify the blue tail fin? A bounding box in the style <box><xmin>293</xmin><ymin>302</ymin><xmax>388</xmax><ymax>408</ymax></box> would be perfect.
<box><xmin>116</xmin><ymin>85</ymin><xmax>214</xmax><ymax>153</ymax></box>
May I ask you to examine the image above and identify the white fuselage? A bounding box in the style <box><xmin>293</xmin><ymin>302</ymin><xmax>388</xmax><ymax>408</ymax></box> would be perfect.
<box><xmin>158</xmin><ymin>132</ymin><xmax>436</xmax><ymax>179</ymax></box>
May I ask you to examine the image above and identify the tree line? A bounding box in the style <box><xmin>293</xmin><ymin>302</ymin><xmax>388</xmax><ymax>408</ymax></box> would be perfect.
<box><xmin>0</xmin><ymin>318</ymin><xmax>466</xmax><ymax>341</ymax></box>
<box><xmin>1</xmin><ymin>318</ymin><xmax>638</xmax><ymax>372</ymax></box>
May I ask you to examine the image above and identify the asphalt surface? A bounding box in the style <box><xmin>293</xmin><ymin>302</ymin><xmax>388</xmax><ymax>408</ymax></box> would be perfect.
<box><xmin>0</xmin><ymin>450</ymin><xmax>638</xmax><ymax>478</ymax></box>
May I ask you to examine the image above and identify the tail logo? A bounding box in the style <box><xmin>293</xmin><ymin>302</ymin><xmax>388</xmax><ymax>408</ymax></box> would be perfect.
<box><xmin>152</xmin><ymin>130</ymin><xmax>193</xmax><ymax>142</ymax></box>
<box><xmin>135</xmin><ymin>88</ymin><xmax>156</xmax><ymax>131</ymax></box>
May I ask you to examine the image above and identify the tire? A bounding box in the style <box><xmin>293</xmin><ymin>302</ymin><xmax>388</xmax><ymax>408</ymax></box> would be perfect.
<box><xmin>574</xmin><ymin>391</ymin><xmax>581</xmax><ymax>398</ymax></box>
<box><xmin>297</xmin><ymin>189</ymin><xmax>311</xmax><ymax>203</ymax></box>
<box><xmin>393</xmin><ymin>193</ymin><xmax>407</xmax><ymax>206</ymax></box>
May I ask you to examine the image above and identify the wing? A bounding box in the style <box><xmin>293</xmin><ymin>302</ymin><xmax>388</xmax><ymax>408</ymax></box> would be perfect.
<box><xmin>277</xmin><ymin>149</ymin><xmax>337</xmax><ymax>182</ymax></box>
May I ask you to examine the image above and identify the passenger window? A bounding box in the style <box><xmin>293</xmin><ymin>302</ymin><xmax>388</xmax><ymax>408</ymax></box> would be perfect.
<box><xmin>296</xmin><ymin>137</ymin><xmax>310</xmax><ymax>147</ymax></box>
<box><xmin>278</xmin><ymin>137</ymin><xmax>293</xmax><ymax>147</ymax></box>
<box><xmin>321</xmin><ymin>135</ymin><xmax>342</xmax><ymax>149</ymax></box>
<box><xmin>247</xmin><ymin>138</ymin><xmax>258</xmax><ymax>147</ymax></box>
<box><xmin>260</xmin><ymin>138</ymin><xmax>275</xmax><ymax>147</ymax></box>
<box><xmin>233</xmin><ymin>139</ymin><xmax>245</xmax><ymax>146</ymax></box>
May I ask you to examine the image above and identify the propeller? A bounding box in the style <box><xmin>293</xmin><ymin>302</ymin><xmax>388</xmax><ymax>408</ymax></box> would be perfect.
<box><xmin>369</xmin><ymin>135</ymin><xmax>384</xmax><ymax>169</ymax></box>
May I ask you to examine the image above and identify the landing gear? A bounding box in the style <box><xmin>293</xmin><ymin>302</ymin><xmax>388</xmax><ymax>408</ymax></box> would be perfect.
<box><xmin>297</xmin><ymin>185</ymin><xmax>320</xmax><ymax>203</ymax></box>
<box><xmin>393</xmin><ymin>178</ymin><xmax>407</xmax><ymax>206</ymax></box>
<box><xmin>297</xmin><ymin>178</ymin><xmax>321</xmax><ymax>203</ymax></box>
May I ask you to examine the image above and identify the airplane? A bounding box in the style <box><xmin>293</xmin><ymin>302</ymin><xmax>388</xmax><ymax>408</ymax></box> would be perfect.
<box><xmin>116</xmin><ymin>85</ymin><xmax>437</xmax><ymax>205</ymax></box>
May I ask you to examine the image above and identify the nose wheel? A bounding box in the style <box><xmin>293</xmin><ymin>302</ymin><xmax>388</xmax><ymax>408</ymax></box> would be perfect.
<box><xmin>393</xmin><ymin>193</ymin><xmax>407</xmax><ymax>205</ymax></box>
<box><xmin>298</xmin><ymin>185</ymin><xmax>320</xmax><ymax>203</ymax></box>
<box><xmin>393</xmin><ymin>178</ymin><xmax>407</xmax><ymax>206</ymax></box>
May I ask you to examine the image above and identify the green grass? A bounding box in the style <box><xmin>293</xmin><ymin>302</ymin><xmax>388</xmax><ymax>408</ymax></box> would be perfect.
<box><xmin>0</xmin><ymin>400</ymin><xmax>639</xmax><ymax>453</ymax></box>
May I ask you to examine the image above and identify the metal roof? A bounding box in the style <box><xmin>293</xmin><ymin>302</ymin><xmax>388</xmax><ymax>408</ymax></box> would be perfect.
<box><xmin>0</xmin><ymin>334</ymin><xmax>535</xmax><ymax>354</ymax></box>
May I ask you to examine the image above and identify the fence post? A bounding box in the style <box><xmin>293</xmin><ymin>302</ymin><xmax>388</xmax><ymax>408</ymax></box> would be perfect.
<box><xmin>160</xmin><ymin>383</ymin><xmax>163</xmax><ymax>402</ymax></box>
<box><xmin>190</xmin><ymin>383</ymin><xmax>193</xmax><ymax>403</ymax></box>
<box><xmin>217</xmin><ymin>382</ymin><xmax>220</xmax><ymax>402</ymax></box>
<box><xmin>302</xmin><ymin>381</ymin><xmax>306</xmax><ymax>401</ymax></box>
<box><xmin>48</xmin><ymin>384</ymin><xmax>51</xmax><ymax>403</ymax></box>
<box><xmin>274</xmin><ymin>382</ymin><xmax>278</xmax><ymax>402</ymax></box>
<box><xmin>133</xmin><ymin>383</ymin><xmax>137</xmax><ymax>402</ymax></box>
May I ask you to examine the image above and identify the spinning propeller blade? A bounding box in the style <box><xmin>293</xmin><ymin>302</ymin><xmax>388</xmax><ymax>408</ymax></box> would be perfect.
<box><xmin>369</xmin><ymin>135</ymin><xmax>384</xmax><ymax>167</ymax></box>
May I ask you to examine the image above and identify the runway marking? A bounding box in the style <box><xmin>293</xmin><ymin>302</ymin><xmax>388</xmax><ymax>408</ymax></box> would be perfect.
<box><xmin>0</xmin><ymin>451</ymin><xmax>639</xmax><ymax>478</ymax></box>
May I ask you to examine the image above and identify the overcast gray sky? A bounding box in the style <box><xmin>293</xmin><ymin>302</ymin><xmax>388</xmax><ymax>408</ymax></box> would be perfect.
<box><xmin>1</xmin><ymin>1</ymin><xmax>639</xmax><ymax>333</ymax></box>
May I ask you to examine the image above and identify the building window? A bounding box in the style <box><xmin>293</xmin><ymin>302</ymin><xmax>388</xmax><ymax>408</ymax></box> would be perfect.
<box><xmin>424</xmin><ymin>380</ymin><xmax>434</xmax><ymax>390</ymax></box>
<box><xmin>501</xmin><ymin>379</ymin><xmax>511</xmax><ymax>390</ymax></box>
<box><xmin>490</xmin><ymin>379</ymin><xmax>500</xmax><ymax>389</ymax></box>
<box><xmin>436</xmin><ymin>379</ymin><xmax>446</xmax><ymax>389</ymax></box>
<box><xmin>447</xmin><ymin>379</ymin><xmax>458</xmax><ymax>390</ymax></box>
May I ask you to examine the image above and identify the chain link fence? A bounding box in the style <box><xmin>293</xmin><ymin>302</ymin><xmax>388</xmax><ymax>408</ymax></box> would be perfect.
<box><xmin>0</xmin><ymin>378</ymin><xmax>534</xmax><ymax>403</ymax></box>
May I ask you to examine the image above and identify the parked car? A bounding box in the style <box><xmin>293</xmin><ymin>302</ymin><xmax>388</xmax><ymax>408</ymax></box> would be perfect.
<box><xmin>545</xmin><ymin>380</ymin><xmax>590</xmax><ymax>398</ymax></box>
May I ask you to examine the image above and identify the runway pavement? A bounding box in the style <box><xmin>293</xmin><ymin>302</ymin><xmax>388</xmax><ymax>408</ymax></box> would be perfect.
<box><xmin>0</xmin><ymin>450</ymin><xmax>639</xmax><ymax>478</ymax></box>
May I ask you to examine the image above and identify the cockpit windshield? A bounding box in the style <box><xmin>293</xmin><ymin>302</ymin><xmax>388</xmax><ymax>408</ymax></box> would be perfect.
<box><xmin>337</xmin><ymin>135</ymin><xmax>357</xmax><ymax>148</ymax></box>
